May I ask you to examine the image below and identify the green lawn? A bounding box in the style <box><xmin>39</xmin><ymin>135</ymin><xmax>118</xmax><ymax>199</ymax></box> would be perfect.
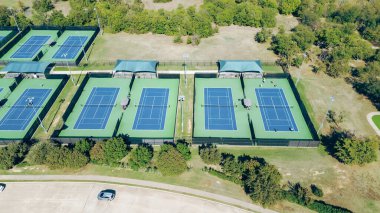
<box><xmin>372</xmin><ymin>115</ymin><xmax>380</xmax><ymax>129</ymax></box>
<box><xmin>175</xmin><ymin>74</ymin><xmax>194</xmax><ymax>140</ymax></box>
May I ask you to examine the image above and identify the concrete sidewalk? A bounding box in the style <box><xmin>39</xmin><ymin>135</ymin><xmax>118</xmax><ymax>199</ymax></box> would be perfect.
<box><xmin>0</xmin><ymin>175</ymin><xmax>277</xmax><ymax>213</ymax></box>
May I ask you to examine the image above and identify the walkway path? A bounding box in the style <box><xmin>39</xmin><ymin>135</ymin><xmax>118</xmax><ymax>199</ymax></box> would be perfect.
<box><xmin>367</xmin><ymin>112</ymin><xmax>380</xmax><ymax>136</ymax></box>
<box><xmin>0</xmin><ymin>175</ymin><xmax>277</xmax><ymax>213</ymax></box>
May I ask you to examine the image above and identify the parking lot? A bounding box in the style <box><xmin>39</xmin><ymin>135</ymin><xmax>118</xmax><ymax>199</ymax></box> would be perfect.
<box><xmin>0</xmin><ymin>182</ymin><xmax>249</xmax><ymax>213</ymax></box>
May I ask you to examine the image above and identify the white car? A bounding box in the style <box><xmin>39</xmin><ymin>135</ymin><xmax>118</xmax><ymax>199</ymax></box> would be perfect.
<box><xmin>0</xmin><ymin>184</ymin><xmax>5</xmax><ymax>192</ymax></box>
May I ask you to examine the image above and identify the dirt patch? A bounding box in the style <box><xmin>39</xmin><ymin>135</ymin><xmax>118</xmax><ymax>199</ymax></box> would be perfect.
<box><xmin>54</xmin><ymin>1</ymin><xmax>71</xmax><ymax>16</ymax></box>
<box><xmin>90</xmin><ymin>26</ymin><xmax>278</xmax><ymax>62</ymax></box>
<box><xmin>142</xmin><ymin>0</ymin><xmax>203</xmax><ymax>10</ymax></box>
<box><xmin>275</xmin><ymin>14</ymin><xmax>299</xmax><ymax>33</ymax></box>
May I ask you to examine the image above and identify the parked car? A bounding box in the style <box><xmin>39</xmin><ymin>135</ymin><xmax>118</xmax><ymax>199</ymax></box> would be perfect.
<box><xmin>0</xmin><ymin>184</ymin><xmax>6</xmax><ymax>192</ymax></box>
<box><xmin>97</xmin><ymin>189</ymin><xmax>115</xmax><ymax>201</ymax></box>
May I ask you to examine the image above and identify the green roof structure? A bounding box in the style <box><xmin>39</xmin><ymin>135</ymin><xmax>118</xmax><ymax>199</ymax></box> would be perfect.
<box><xmin>117</xmin><ymin>78</ymin><xmax>179</xmax><ymax>139</ymax></box>
<box><xmin>0</xmin><ymin>78</ymin><xmax>62</xmax><ymax>140</ymax></box>
<box><xmin>244</xmin><ymin>78</ymin><xmax>313</xmax><ymax>140</ymax></box>
<box><xmin>2</xmin><ymin>61</ymin><xmax>51</xmax><ymax>73</ymax></box>
<box><xmin>113</xmin><ymin>60</ymin><xmax>158</xmax><ymax>73</ymax></box>
<box><xmin>193</xmin><ymin>78</ymin><xmax>251</xmax><ymax>139</ymax></box>
<box><xmin>218</xmin><ymin>60</ymin><xmax>263</xmax><ymax>73</ymax></box>
<box><xmin>59</xmin><ymin>78</ymin><xmax>131</xmax><ymax>138</ymax></box>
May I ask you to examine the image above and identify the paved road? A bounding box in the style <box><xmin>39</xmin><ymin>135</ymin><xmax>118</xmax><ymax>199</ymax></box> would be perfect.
<box><xmin>0</xmin><ymin>175</ymin><xmax>277</xmax><ymax>213</ymax></box>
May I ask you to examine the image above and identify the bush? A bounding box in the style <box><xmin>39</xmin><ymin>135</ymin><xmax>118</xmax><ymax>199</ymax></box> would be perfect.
<box><xmin>199</xmin><ymin>143</ymin><xmax>221</xmax><ymax>165</ymax></box>
<box><xmin>173</xmin><ymin>35</ymin><xmax>182</xmax><ymax>43</ymax></box>
<box><xmin>103</xmin><ymin>137</ymin><xmax>128</xmax><ymax>166</ymax></box>
<box><xmin>27</xmin><ymin>141</ymin><xmax>55</xmax><ymax>165</ymax></box>
<box><xmin>255</xmin><ymin>28</ymin><xmax>272</xmax><ymax>43</ymax></box>
<box><xmin>45</xmin><ymin>146</ymin><xmax>88</xmax><ymax>169</ymax></box>
<box><xmin>176</xmin><ymin>141</ymin><xmax>191</xmax><ymax>161</ymax></box>
<box><xmin>90</xmin><ymin>142</ymin><xmax>106</xmax><ymax>164</ymax></box>
<box><xmin>156</xmin><ymin>145</ymin><xmax>187</xmax><ymax>176</ymax></box>
<box><xmin>311</xmin><ymin>184</ymin><xmax>324</xmax><ymax>197</ymax></box>
<box><xmin>129</xmin><ymin>143</ymin><xmax>154</xmax><ymax>171</ymax></box>
<box><xmin>220</xmin><ymin>153</ymin><xmax>243</xmax><ymax>180</ymax></box>
<box><xmin>286</xmin><ymin>182</ymin><xmax>312</xmax><ymax>206</ymax></box>
<box><xmin>32</xmin><ymin>0</ymin><xmax>54</xmax><ymax>13</ymax></box>
<box><xmin>309</xmin><ymin>200</ymin><xmax>352</xmax><ymax>213</ymax></box>
<box><xmin>334</xmin><ymin>137</ymin><xmax>378</xmax><ymax>165</ymax></box>
<box><xmin>0</xmin><ymin>143</ymin><xmax>28</xmax><ymax>170</ymax></box>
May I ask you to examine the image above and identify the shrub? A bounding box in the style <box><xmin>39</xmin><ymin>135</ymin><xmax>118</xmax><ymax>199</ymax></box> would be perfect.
<box><xmin>90</xmin><ymin>142</ymin><xmax>106</xmax><ymax>164</ymax></box>
<box><xmin>255</xmin><ymin>28</ymin><xmax>272</xmax><ymax>43</ymax></box>
<box><xmin>0</xmin><ymin>143</ymin><xmax>28</xmax><ymax>170</ymax></box>
<box><xmin>129</xmin><ymin>143</ymin><xmax>154</xmax><ymax>171</ymax></box>
<box><xmin>156</xmin><ymin>145</ymin><xmax>187</xmax><ymax>176</ymax></box>
<box><xmin>199</xmin><ymin>143</ymin><xmax>221</xmax><ymax>165</ymax></box>
<box><xmin>103</xmin><ymin>137</ymin><xmax>128</xmax><ymax>166</ymax></box>
<box><xmin>309</xmin><ymin>200</ymin><xmax>352</xmax><ymax>213</ymax></box>
<box><xmin>176</xmin><ymin>141</ymin><xmax>191</xmax><ymax>161</ymax></box>
<box><xmin>204</xmin><ymin>167</ymin><xmax>242</xmax><ymax>184</ymax></box>
<box><xmin>286</xmin><ymin>182</ymin><xmax>312</xmax><ymax>206</ymax></box>
<box><xmin>220</xmin><ymin>153</ymin><xmax>243</xmax><ymax>180</ymax></box>
<box><xmin>45</xmin><ymin>146</ymin><xmax>88</xmax><ymax>169</ymax></box>
<box><xmin>311</xmin><ymin>184</ymin><xmax>324</xmax><ymax>197</ymax></box>
<box><xmin>173</xmin><ymin>35</ymin><xmax>183</xmax><ymax>43</ymax></box>
<box><xmin>27</xmin><ymin>141</ymin><xmax>55</xmax><ymax>165</ymax></box>
<box><xmin>32</xmin><ymin>0</ymin><xmax>54</xmax><ymax>13</ymax></box>
<box><xmin>335</xmin><ymin>137</ymin><xmax>378</xmax><ymax>165</ymax></box>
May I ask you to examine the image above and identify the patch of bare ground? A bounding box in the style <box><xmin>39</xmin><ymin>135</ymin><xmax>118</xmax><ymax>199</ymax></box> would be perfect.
<box><xmin>275</xmin><ymin>14</ymin><xmax>299</xmax><ymax>33</ymax></box>
<box><xmin>290</xmin><ymin>61</ymin><xmax>378</xmax><ymax>137</ymax></box>
<box><xmin>89</xmin><ymin>25</ymin><xmax>278</xmax><ymax>62</ymax></box>
<box><xmin>54</xmin><ymin>1</ymin><xmax>71</xmax><ymax>16</ymax></box>
<box><xmin>141</xmin><ymin>0</ymin><xmax>203</xmax><ymax>10</ymax></box>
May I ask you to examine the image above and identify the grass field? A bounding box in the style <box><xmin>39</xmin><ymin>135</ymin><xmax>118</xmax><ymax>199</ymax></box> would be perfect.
<box><xmin>372</xmin><ymin>115</ymin><xmax>380</xmax><ymax>129</ymax></box>
<box><xmin>175</xmin><ymin>75</ymin><xmax>194</xmax><ymax>140</ymax></box>
<box><xmin>289</xmin><ymin>62</ymin><xmax>378</xmax><ymax>137</ymax></box>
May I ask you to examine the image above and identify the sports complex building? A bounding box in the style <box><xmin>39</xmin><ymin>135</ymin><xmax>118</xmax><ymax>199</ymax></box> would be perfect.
<box><xmin>0</xmin><ymin>26</ymin><xmax>319</xmax><ymax>147</ymax></box>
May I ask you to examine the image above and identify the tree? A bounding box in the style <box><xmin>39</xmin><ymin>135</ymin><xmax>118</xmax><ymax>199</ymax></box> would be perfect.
<box><xmin>199</xmin><ymin>143</ymin><xmax>221</xmax><ymax>165</ymax></box>
<box><xmin>156</xmin><ymin>145</ymin><xmax>187</xmax><ymax>176</ymax></box>
<box><xmin>286</xmin><ymin>182</ymin><xmax>313</xmax><ymax>206</ymax></box>
<box><xmin>0</xmin><ymin>6</ymin><xmax>11</xmax><ymax>26</ymax></box>
<box><xmin>103</xmin><ymin>137</ymin><xmax>128</xmax><ymax>166</ymax></box>
<box><xmin>334</xmin><ymin>137</ymin><xmax>378</xmax><ymax>165</ymax></box>
<box><xmin>244</xmin><ymin>164</ymin><xmax>282</xmax><ymax>206</ymax></box>
<box><xmin>176</xmin><ymin>141</ymin><xmax>191</xmax><ymax>161</ymax></box>
<box><xmin>48</xmin><ymin>10</ymin><xmax>68</xmax><ymax>27</ymax></box>
<box><xmin>220</xmin><ymin>153</ymin><xmax>243</xmax><ymax>180</ymax></box>
<box><xmin>279</xmin><ymin>0</ymin><xmax>301</xmax><ymax>15</ymax></box>
<box><xmin>27</xmin><ymin>141</ymin><xmax>54</xmax><ymax>165</ymax></box>
<box><xmin>0</xmin><ymin>143</ymin><xmax>28</xmax><ymax>170</ymax></box>
<box><xmin>65</xmin><ymin>150</ymin><xmax>89</xmax><ymax>168</ymax></box>
<box><xmin>74</xmin><ymin>139</ymin><xmax>93</xmax><ymax>156</ymax></box>
<box><xmin>291</xmin><ymin>25</ymin><xmax>316</xmax><ymax>51</ymax></box>
<box><xmin>128</xmin><ymin>143</ymin><xmax>154</xmax><ymax>171</ymax></box>
<box><xmin>32</xmin><ymin>0</ymin><xmax>54</xmax><ymax>13</ymax></box>
<box><xmin>90</xmin><ymin>142</ymin><xmax>106</xmax><ymax>164</ymax></box>
<box><xmin>270</xmin><ymin>32</ymin><xmax>301</xmax><ymax>67</ymax></box>
<box><xmin>45</xmin><ymin>146</ymin><xmax>70</xmax><ymax>169</ymax></box>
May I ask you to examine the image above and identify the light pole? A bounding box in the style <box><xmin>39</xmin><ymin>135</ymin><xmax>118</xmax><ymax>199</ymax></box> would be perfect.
<box><xmin>8</xmin><ymin>7</ymin><xmax>20</xmax><ymax>32</ymax></box>
<box><xmin>94</xmin><ymin>7</ymin><xmax>102</xmax><ymax>35</ymax></box>
<box><xmin>317</xmin><ymin>96</ymin><xmax>334</xmax><ymax>135</ymax></box>
<box><xmin>295</xmin><ymin>68</ymin><xmax>302</xmax><ymax>86</ymax></box>
<box><xmin>183</xmin><ymin>53</ymin><xmax>189</xmax><ymax>86</ymax></box>
<box><xmin>178</xmin><ymin>96</ymin><xmax>185</xmax><ymax>133</ymax></box>
<box><xmin>63</xmin><ymin>53</ymin><xmax>76</xmax><ymax>86</ymax></box>
<box><xmin>27</xmin><ymin>97</ymin><xmax>47</xmax><ymax>133</ymax></box>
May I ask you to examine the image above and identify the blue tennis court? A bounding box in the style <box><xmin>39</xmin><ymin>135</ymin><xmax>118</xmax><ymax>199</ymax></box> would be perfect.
<box><xmin>53</xmin><ymin>36</ymin><xmax>88</xmax><ymax>59</ymax></box>
<box><xmin>11</xmin><ymin>36</ymin><xmax>51</xmax><ymax>58</ymax></box>
<box><xmin>204</xmin><ymin>88</ymin><xmax>237</xmax><ymax>130</ymax></box>
<box><xmin>0</xmin><ymin>88</ymin><xmax>51</xmax><ymax>130</ymax></box>
<box><xmin>0</xmin><ymin>36</ymin><xmax>4</xmax><ymax>42</ymax></box>
<box><xmin>74</xmin><ymin>87</ymin><xmax>119</xmax><ymax>130</ymax></box>
<box><xmin>133</xmin><ymin>88</ymin><xmax>169</xmax><ymax>130</ymax></box>
<box><xmin>255</xmin><ymin>88</ymin><xmax>298</xmax><ymax>132</ymax></box>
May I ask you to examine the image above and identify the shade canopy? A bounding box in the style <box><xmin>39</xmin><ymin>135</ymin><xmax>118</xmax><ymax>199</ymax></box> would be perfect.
<box><xmin>2</xmin><ymin>61</ymin><xmax>51</xmax><ymax>73</ymax></box>
<box><xmin>113</xmin><ymin>60</ymin><xmax>158</xmax><ymax>73</ymax></box>
<box><xmin>218</xmin><ymin>60</ymin><xmax>263</xmax><ymax>73</ymax></box>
